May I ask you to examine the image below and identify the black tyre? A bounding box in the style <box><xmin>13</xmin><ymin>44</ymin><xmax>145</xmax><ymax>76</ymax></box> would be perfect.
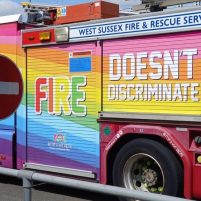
<box><xmin>112</xmin><ymin>138</ymin><xmax>183</xmax><ymax>201</ymax></box>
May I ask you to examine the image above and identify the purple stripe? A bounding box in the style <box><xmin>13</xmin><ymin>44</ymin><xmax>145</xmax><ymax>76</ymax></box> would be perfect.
<box><xmin>0</xmin><ymin>139</ymin><xmax>13</xmax><ymax>168</ymax></box>
<box><xmin>27</xmin><ymin>147</ymin><xmax>97</xmax><ymax>173</ymax></box>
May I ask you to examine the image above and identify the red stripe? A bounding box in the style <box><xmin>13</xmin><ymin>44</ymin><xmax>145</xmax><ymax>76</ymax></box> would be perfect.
<box><xmin>73</xmin><ymin>51</ymin><xmax>91</xmax><ymax>57</ymax></box>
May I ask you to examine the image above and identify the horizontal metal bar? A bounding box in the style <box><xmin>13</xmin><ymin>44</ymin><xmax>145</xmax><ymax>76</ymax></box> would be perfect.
<box><xmin>0</xmin><ymin>81</ymin><xmax>19</xmax><ymax>95</ymax></box>
<box><xmin>0</xmin><ymin>167</ymin><xmax>19</xmax><ymax>177</ymax></box>
<box><xmin>0</xmin><ymin>167</ymin><xmax>194</xmax><ymax>201</ymax></box>
<box><xmin>24</xmin><ymin>163</ymin><xmax>95</xmax><ymax>179</ymax></box>
<box><xmin>32</xmin><ymin>172</ymin><xmax>193</xmax><ymax>201</ymax></box>
<box><xmin>99</xmin><ymin>112</ymin><xmax>201</xmax><ymax>123</ymax></box>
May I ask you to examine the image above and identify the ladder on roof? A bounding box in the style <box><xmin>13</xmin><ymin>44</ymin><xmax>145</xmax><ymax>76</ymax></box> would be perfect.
<box><xmin>134</xmin><ymin>0</ymin><xmax>201</xmax><ymax>12</ymax></box>
<box><xmin>21</xmin><ymin>2</ymin><xmax>61</xmax><ymax>12</ymax></box>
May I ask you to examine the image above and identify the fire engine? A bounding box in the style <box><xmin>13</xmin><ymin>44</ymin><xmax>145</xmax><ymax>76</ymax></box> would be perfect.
<box><xmin>0</xmin><ymin>0</ymin><xmax>201</xmax><ymax>200</ymax></box>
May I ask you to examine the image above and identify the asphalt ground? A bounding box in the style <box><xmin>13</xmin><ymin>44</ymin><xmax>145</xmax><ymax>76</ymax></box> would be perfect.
<box><xmin>0</xmin><ymin>175</ymin><xmax>118</xmax><ymax>201</ymax></box>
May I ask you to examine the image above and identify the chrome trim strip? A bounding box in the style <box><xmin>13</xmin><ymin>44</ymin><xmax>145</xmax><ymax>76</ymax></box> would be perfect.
<box><xmin>24</xmin><ymin>163</ymin><xmax>96</xmax><ymax>179</ymax></box>
<box><xmin>99</xmin><ymin>112</ymin><xmax>201</xmax><ymax>122</ymax></box>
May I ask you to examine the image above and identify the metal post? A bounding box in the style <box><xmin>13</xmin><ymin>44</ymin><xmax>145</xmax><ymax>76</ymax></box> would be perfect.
<box><xmin>23</xmin><ymin>177</ymin><xmax>32</xmax><ymax>201</ymax></box>
<box><xmin>18</xmin><ymin>170</ymin><xmax>35</xmax><ymax>201</ymax></box>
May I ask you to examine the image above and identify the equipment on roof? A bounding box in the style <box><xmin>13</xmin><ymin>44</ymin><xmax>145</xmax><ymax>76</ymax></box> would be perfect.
<box><xmin>134</xmin><ymin>0</ymin><xmax>201</xmax><ymax>12</ymax></box>
<box><xmin>54</xmin><ymin>1</ymin><xmax>119</xmax><ymax>25</ymax></box>
<box><xmin>21</xmin><ymin>1</ymin><xmax>119</xmax><ymax>25</ymax></box>
<box><xmin>21</xmin><ymin>2</ymin><xmax>59</xmax><ymax>24</ymax></box>
<box><xmin>20</xmin><ymin>0</ymin><xmax>201</xmax><ymax>25</ymax></box>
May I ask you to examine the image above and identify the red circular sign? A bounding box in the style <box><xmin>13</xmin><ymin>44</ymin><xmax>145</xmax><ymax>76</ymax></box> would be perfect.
<box><xmin>0</xmin><ymin>55</ymin><xmax>23</xmax><ymax>120</ymax></box>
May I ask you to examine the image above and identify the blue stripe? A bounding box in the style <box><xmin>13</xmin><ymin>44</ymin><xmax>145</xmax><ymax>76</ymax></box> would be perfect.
<box><xmin>70</xmin><ymin>57</ymin><xmax>91</xmax><ymax>72</ymax></box>
<box><xmin>0</xmin><ymin>115</ymin><xmax>14</xmax><ymax>129</ymax></box>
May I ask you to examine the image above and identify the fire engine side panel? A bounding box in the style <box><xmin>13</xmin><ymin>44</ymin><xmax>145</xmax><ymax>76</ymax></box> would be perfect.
<box><xmin>103</xmin><ymin>31</ymin><xmax>201</xmax><ymax>115</ymax></box>
<box><xmin>26</xmin><ymin>43</ymin><xmax>100</xmax><ymax>177</ymax></box>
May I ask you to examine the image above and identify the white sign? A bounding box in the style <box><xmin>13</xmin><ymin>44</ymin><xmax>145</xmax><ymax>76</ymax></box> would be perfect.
<box><xmin>61</xmin><ymin>7</ymin><xmax>67</xmax><ymax>16</ymax></box>
<box><xmin>57</xmin><ymin>7</ymin><xmax>67</xmax><ymax>17</ymax></box>
<box><xmin>0</xmin><ymin>81</ymin><xmax>19</xmax><ymax>95</ymax></box>
<box><xmin>70</xmin><ymin>10</ymin><xmax>201</xmax><ymax>40</ymax></box>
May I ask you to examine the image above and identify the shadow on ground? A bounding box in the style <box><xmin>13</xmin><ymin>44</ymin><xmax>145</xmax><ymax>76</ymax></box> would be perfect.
<box><xmin>0</xmin><ymin>175</ymin><xmax>118</xmax><ymax>201</ymax></box>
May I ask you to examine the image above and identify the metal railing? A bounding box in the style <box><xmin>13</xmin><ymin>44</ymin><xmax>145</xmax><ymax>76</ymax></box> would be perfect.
<box><xmin>0</xmin><ymin>167</ymin><xmax>195</xmax><ymax>201</ymax></box>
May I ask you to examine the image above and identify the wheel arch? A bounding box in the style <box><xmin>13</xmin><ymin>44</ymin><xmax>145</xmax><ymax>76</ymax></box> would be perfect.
<box><xmin>104</xmin><ymin>131</ymin><xmax>194</xmax><ymax>198</ymax></box>
<box><xmin>106</xmin><ymin>134</ymin><xmax>184</xmax><ymax>184</ymax></box>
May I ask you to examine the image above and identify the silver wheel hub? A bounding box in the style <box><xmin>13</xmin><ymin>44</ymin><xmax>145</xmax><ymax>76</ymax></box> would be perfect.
<box><xmin>123</xmin><ymin>153</ymin><xmax>164</xmax><ymax>193</ymax></box>
<box><xmin>142</xmin><ymin>169</ymin><xmax>158</xmax><ymax>187</ymax></box>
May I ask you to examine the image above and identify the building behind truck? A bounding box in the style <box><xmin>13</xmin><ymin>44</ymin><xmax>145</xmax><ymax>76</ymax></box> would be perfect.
<box><xmin>0</xmin><ymin>0</ymin><xmax>201</xmax><ymax>200</ymax></box>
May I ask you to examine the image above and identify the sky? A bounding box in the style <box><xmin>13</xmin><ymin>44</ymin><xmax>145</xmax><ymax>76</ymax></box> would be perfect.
<box><xmin>0</xmin><ymin>0</ymin><xmax>141</xmax><ymax>16</ymax></box>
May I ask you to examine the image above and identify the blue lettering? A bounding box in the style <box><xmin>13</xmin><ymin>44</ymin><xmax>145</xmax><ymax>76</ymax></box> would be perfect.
<box><xmin>151</xmin><ymin>20</ymin><xmax>155</xmax><ymax>28</ymax></box>
<box><xmin>79</xmin><ymin>29</ymin><xmax>86</xmax><ymax>36</ymax></box>
<box><xmin>97</xmin><ymin>24</ymin><xmax>123</xmax><ymax>34</ymax></box>
<box><xmin>79</xmin><ymin>28</ymin><xmax>96</xmax><ymax>36</ymax></box>
<box><xmin>108</xmin><ymin>25</ymin><xmax>113</xmax><ymax>33</ymax></box>
<box><xmin>177</xmin><ymin>17</ymin><xmax>181</xmax><ymax>25</ymax></box>
<box><xmin>184</xmin><ymin>16</ymin><xmax>188</xmax><ymax>24</ymax></box>
<box><xmin>118</xmin><ymin>25</ymin><xmax>123</xmax><ymax>31</ymax></box>
<box><xmin>194</xmin><ymin>15</ymin><xmax>199</xmax><ymax>23</ymax></box>
<box><xmin>78</xmin><ymin>14</ymin><xmax>201</xmax><ymax>38</ymax></box>
<box><xmin>125</xmin><ymin>23</ymin><xmax>139</xmax><ymax>31</ymax></box>
<box><xmin>98</xmin><ymin>27</ymin><xmax>101</xmax><ymax>34</ymax></box>
<box><xmin>184</xmin><ymin>15</ymin><xmax>201</xmax><ymax>25</ymax></box>
<box><xmin>151</xmin><ymin>17</ymin><xmax>181</xmax><ymax>28</ymax></box>
<box><xmin>155</xmin><ymin>20</ymin><xmax>160</xmax><ymax>27</ymax></box>
<box><xmin>113</xmin><ymin>25</ymin><xmax>118</xmax><ymax>32</ymax></box>
<box><xmin>189</xmin><ymin>15</ymin><xmax>193</xmax><ymax>24</ymax></box>
<box><xmin>86</xmin><ymin>28</ymin><xmax>92</xmax><ymax>35</ymax></box>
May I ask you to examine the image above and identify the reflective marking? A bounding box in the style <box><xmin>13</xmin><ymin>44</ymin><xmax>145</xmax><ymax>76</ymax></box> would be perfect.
<box><xmin>176</xmin><ymin>127</ymin><xmax>188</xmax><ymax>132</ymax></box>
<box><xmin>0</xmin><ymin>81</ymin><xmax>19</xmax><ymax>95</ymax></box>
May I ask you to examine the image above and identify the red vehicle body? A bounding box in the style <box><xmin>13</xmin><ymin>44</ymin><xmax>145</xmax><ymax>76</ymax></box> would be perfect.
<box><xmin>0</xmin><ymin>1</ymin><xmax>201</xmax><ymax>200</ymax></box>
